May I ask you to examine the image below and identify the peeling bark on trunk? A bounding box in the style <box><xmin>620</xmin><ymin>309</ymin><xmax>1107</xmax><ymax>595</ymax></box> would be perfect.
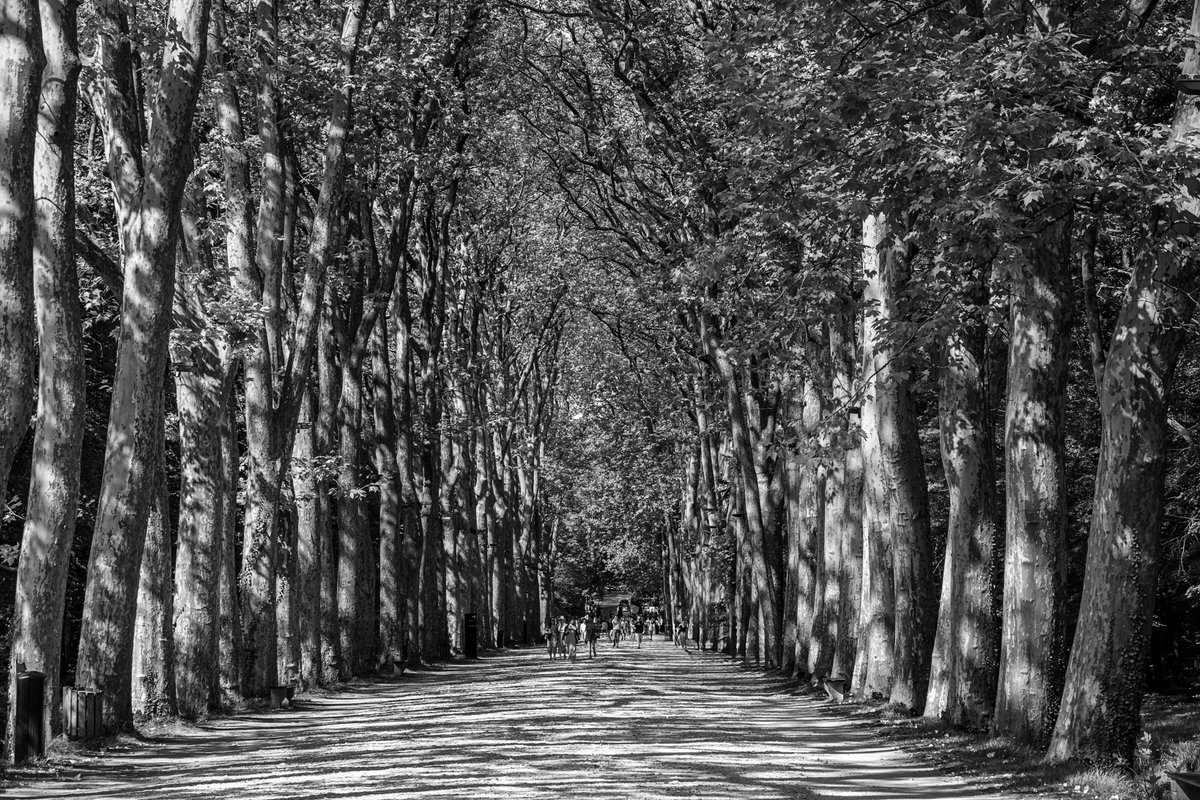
<box><xmin>829</xmin><ymin>305</ymin><xmax>863</xmax><ymax>683</ymax></box>
<box><xmin>9</xmin><ymin>0</ymin><xmax>81</xmax><ymax>748</ymax></box>
<box><xmin>218</xmin><ymin>387</ymin><xmax>242</xmax><ymax>694</ymax></box>
<box><xmin>292</xmin><ymin>385</ymin><xmax>321</xmax><ymax>686</ymax></box>
<box><xmin>994</xmin><ymin>213</ymin><xmax>1073</xmax><ymax>746</ymax></box>
<box><xmin>317</xmin><ymin>306</ymin><xmax>341</xmax><ymax>681</ymax></box>
<box><xmin>132</xmin><ymin>422</ymin><xmax>177</xmax><ymax>718</ymax></box>
<box><xmin>336</xmin><ymin>319</ymin><xmax>369</xmax><ymax>678</ymax></box>
<box><xmin>0</xmin><ymin>0</ymin><xmax>41</xmax><ymax>528</ymax></box>
<box><xmin>856</xmin><ymin>212</ymin><xmax>933</xmax><ymax>710</ymax></box>
<box><xmin>925</xmin><ymin>286</ymin><xmax>999</xmax><ymax>729</ymax></box>
<box><xmin>1047</xmin><ymin>4</ymin><xmax>1200</xmax><ymax>761</ymax></box>
<box><xmin>372</xmin><ymin>315</ymin><xmax>403</xmax><ymax>668</ymax></box>
<box><xmin>172</xmin><ymin>188</ymin><xmax>228</xmax><ymax>719</ymax></box>
<box><xmin>75</xmin><ymin>0</ymin><xmax>210</xmax><ymax>732</ymax></box>
<box><xmin>239</xmin><ymin>0</ymin><xmax>285</xmax><ymax>695</ymax></box>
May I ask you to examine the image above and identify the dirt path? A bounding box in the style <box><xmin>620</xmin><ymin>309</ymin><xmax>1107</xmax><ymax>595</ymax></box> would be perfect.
<box><xmin>6</xmin><ymin>639</ymin><xmax>1024</xmax><ymax>799</ymax></box>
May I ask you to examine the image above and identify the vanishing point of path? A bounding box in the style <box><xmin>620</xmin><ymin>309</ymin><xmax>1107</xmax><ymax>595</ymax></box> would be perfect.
<box><xmin>8</xmin><ymin>641</ymin><xmax>1022</xmax><ymax>800</ymax></box>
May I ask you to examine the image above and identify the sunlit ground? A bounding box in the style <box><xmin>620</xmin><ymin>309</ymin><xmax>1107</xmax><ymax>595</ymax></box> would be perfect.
<box><xmin>6</xmin><ymin>639</ymin><xmax>1019</xmax><ymax>799</ymax></box>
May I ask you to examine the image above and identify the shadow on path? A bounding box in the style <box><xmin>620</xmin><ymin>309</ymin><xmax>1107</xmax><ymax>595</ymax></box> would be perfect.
<box><xmin>3</xmin><ymin>641</ymin><xmax>1027</xmax><ymax>799</ymax></box>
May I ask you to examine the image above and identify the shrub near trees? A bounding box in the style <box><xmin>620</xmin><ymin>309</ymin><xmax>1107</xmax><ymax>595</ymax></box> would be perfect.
<box><xmin>0</xmin><ymin>0</ymin><xmax>1197</xmax><ymax>778</ymax></box>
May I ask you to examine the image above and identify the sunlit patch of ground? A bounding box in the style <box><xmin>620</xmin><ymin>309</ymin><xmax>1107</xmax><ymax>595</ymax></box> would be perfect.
<box><xmin>3</xmin><ymin>640</ymin><xmax>1028</xmax><ymax>799</ymax></box>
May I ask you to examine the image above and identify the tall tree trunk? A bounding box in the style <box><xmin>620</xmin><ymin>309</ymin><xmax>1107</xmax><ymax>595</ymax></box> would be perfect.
<box><xmin>993</xmin><ymin>213</ymin><xmax>1073</xmax><ymax>746</ymax></box>
<box><xmin>218</xmin><ymin>386</ymin><xmax>242</xmax><ymax>694</ymax></box>
<box><xmin>0</xmin><ymin>0</ymin><xmax>41</xmax><ymax>527</ymax></box>
<box><xmin>172</xmin><ymin>189</ymin><xmax>228</xmax><ymax>719</ymax></box>
<box><xmin>702</xmin><ymin>319</ymin><xmax>783</xmax><ymax>668</ymax></box>
<box><xmin>1047</xmin><ymin>4</ymin><xmax>1200</xmax><ymax>761</ymax></box>
<box><xmin>208</xmin><ymin>0</ymin><xmax>250</xmax><ymax>700</ymax></box>
<box><xmin>372</xmin><ymin>315</ymin><xmax>402</xmax><ymax>668</ymax></box>
<box><xmin>393</xmin><ymin>294</ymin><xmax>422</xmax><ymax>664</ymax></box>
<box><xmin>857</xmin><ymin>211</ymin><xmax>933</xmax><ymax>709</ymax></box>
<box><xmin>830</xmin><ymin>306</ymin><xmax>863</xmax><ymax>683</ymax></box>
<box><xmin>9</xmin><ymin>0</ymin><xmax>80</xmax><ymax>749</ymax></box>
<box><xmin>239</xmin><ymin>0</ymin><xmax>285</xmax><ymax>695</ymax></box>
<box><xmin>806</xmin><ymin>375</ymin><xmax>836</xmax><ymax>680</ymax></box>
<box><xmin>925</xmin><ymin>287</ymin><xmax>999</xmax><ymax>728</ymax></box>
<box><xmin>335</xmin><ymin>314</ymin><xmax>369</xmax><ymax>678</ymax></box>
<box><xmin>783</xmin><ymin>428</ymin><xmax>814</xmax><ymax>676</ymax></box>
<box><xmin>316</xmin><ymin>306</ymin><xmax>341</xmax><ymax>681</ymax></box>
<box><xmin>292</xmin><ymin>385</ymin><xmax>322</xmax><ymax>686</ymax></box>
<box><xmin>133</xmin><ymin>430</ymin><xmax>176</xmax><ymax>717</ymax></box>
<box><xmin>75</xmin><ymin>0</ymin><xmax>210</xmax><ymax>732</ymax></box>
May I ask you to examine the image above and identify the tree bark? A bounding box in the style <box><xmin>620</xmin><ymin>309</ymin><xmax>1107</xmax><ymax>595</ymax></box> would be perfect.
<box><xmin>1047</xmin><ymin>2</ymin><xmax>1200</xmax><ymax>761</ymax></box>
<box><xmin>858</xmin><ymin>212</ymin><xmax>933</xmax><ymax>709</ymax></box>
<box><xmin>0</xmin><ymin>0</ymin><xmax>42</xmax><ymax>530</ymax></box>
<box><xmin>218</xmin><ymin>386</ymin><xmax>242</xmax><ymax>695</ymax></box>
<box><xmin>316</xmin><ymin>305</ymin><xmax>341</xmax><ymax>681</ymax></box>
<box><xmin>9</xmin><ymin>0</ymin><xmax>80</xmax><ymax>749</ymax></box>
<box><xmin>830</xmin><ymin>306</ymin><xmax>863</xmax><ymax>683</ymax></box>
<box><xmin>993</xmin><ymin>212</ymin><xmax>1073</xmax><ymax>746</ymax></box>
<box><xmin>172</xmin><ymin>186</ymin><xmax>228</xmax><ymax>718</ymax></box>
<box><xmin>702</xmin><ymin>317</ymin><xmax>783</xmax><ymax>668</ymax></box>
<box><xmin>132</xmin><ymin>429</ymin><xmax>177</xmax><ymax>717</ymax></box>
<box><xmin>925</xmin><ymin>286</ymin><xmax>1000</xmax><ymax>729</ymax></box>
<box><xmin>75</xmin><ymin>0</ymin><xmax>210</xmax><ymax>732</ymax></box>
<box><xmin>335</xmin><ymin>305</ymin><xmax>369</xmax><ymax>678</ymax></box>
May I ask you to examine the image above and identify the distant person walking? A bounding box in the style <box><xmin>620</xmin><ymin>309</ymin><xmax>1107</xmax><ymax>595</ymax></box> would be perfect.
<box><xmin>563</xmin><ymin>618</ymin><xmax>579</xmax><ymax>661</ymax></box>
<box><xmin>634</xmin><ymin>615</ymin><xmax>646</xmax><ymax>648</ymax></box>
<box><xmin>544</xmin><ymin>620</ymin><xmax>556</xmax><ymax>660</ymax></box>
<box><xmin>675</xmin><ymin>620</ymin><xmax>690</xmax><ymax>652</ymax></box>
<box><xmin>588</xmin><ymin>616</ymin><xmax>601</xmax><ymax>657</ymax></box>
<box><xmin>556</xmin><ymin>616</ymin><xmax>568</xmax><ymax>659</ymax></box>
<box><xmin>610</xmin><ymin>613</ymin><xmax>621</xmax><ymax>647</ymax></box>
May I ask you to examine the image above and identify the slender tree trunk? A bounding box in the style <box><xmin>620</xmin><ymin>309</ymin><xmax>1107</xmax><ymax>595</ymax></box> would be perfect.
<box><xmin>218</xmin><ymin>386</ymin><xmax>242</xmax><ymax>694</ymax></box>
<box><xmin>317</xmin><ymin>306</ymin><xmax>341</xmax><ymax>680</ymax></box>
<box><xmin>239</xmin><ymin>0</ymin><xmax>285</xmax><ymax>694</ymax></box>
<box><xmin>925</xmin><ymin>287</ymin><xmax>999</xmax><ymax>728</ymax></box>
<box><xmin>994</xmin><ymin>213</ymin><xmax>1073</xmax><ymax>746</ymax></box>
<box><xmin>336</xmin><ymin>321</ymin><xmax>368</xmax><ymax>677</ymax></box>
<box><xmin>133</xmin><ymin>430</ymin><xmax>176</xmax><ymax>717</ymax></box>
<box><xmin>9</xmin><ymin>0</ymin><xmax>80</xmax><ymax>748</ymax></box>
<box><xmin>857</xmin><ymin>212</ymin><xmax>933</xmax><ymax>709</ymax></box>
<box><xmin>806</xmin><ymin>377</ymin><xmax>836</xmax><ymax>680</ymax></box>
<box><xmin>393</xmin><ymin>295</ymin><xmax>422</xmax><ymax>664</ymax></box>
<box><xmin>0</xmin><ymin>0</ymin><xmax>41</xmax><ymax>527</ymax></box>
<box><xmin>172</xmin><ymin>191</ymin><xmax>227</xmax><ymax>719</ymax></box>
<box><xmin>292</xmin><ymin>385</ymin><xmax>321</xmax><ymax>686</ymax></box>
<box><xmin>830</xmin><ymin>306</ymin><xmax>863</xmax><ymax>683</ymax></box>
<box><xmin>1047</xmin><ymin>6</ymin><xmax>1200</xmax><ymax>760</ymax></box>
<box><xmin>372</xmin><ymin>315</ymin><xmax>403</xmax><ymax>667</ymax></box>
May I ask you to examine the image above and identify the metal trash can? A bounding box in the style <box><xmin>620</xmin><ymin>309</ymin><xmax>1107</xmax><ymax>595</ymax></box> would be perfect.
<box><xmin>464</xmin><ymin>613</ymin><xmax>478</xmax><ymax>659</ymax></box>
<box><xmin>14</xmin><ymin>671</ymin><xmax>45</xmax><ymax>763</ymax></box>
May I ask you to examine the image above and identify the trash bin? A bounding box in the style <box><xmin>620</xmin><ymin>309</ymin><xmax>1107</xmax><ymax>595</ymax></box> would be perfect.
<box><xmin>14</xmin><ymin>671</ymin><xmax>45</xmax><ymax>763</ymax></box>
<box><xmin>63</xmin><ymin>687</ymin><xmax>103</xmax><ymax>740</ymax></box>
<box><xmin>464</xmin><ymin>613</ymin><xmax>478</xmax><ymax>659</ymax></box>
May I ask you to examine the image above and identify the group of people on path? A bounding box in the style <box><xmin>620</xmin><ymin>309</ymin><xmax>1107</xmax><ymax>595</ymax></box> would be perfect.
<box><xmin>543</xmin><ymin>612</ymin><xmax>654</xmax><ymax>661</ymax></box>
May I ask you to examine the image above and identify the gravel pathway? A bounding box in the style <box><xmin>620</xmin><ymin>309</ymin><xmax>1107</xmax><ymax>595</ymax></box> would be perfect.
<box><xmin>5</xmin><ymin>638</ymin><xmax>1023</xmax><ymax>799</ymax></box>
